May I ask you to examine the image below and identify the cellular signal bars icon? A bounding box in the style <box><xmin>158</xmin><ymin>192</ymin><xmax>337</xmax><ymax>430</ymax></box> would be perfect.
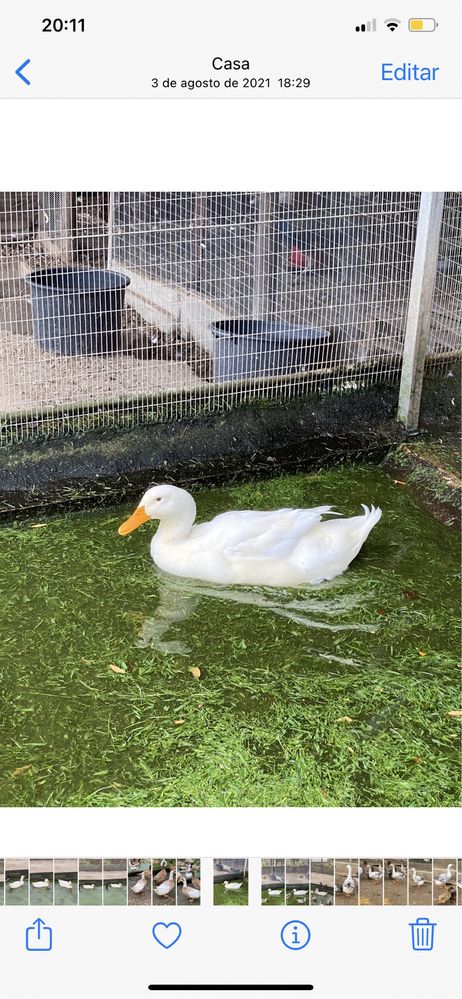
<box><xmin>355</xmin><ymin>19</ymin><xmax>377</xmax><ymax>32</ymax></box>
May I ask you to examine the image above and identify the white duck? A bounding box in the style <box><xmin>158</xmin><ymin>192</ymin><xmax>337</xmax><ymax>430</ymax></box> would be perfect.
<box><xmin>153</xmin><ymin>869</ymin><xmax>176</xmax><ymax>897</ymax></box>
<box><xmin>8</xmin><ymin>875</ymin><xmax>25</xmax><ymax>890</ymax></box>
<box><xmin>366</xmin><ymin>865</ymin><xmax>383</xmax><ymax>881</ymax></box>
<box><xmin>223</xmin><ymin>881</ymin><xmax>242</xmax><ymax>891</ymax></box>
<box><xmin>132</xmin><ymin>872</ymin><xmax>149</xmax><ymax>894</ymax></box>
<box><xmin>58</xmin><ymin>879</ymin><xmax>73</xmax><ymax>890</ymax></box>
<box><xmin>179</xmin><ymin>877</ymin><xmax>200</xmax><ymax>902</ymax></box>
<box><xmin>81</xmin><ymin>883</ymin><xmax>95</xmax><ymax>890</ymax></box>
<box><xmin>434</xmin><ymin>864</ymin><xmax>453</xmax><ymax>885</ymax></box>
<box><xmin>31</xmin><ymin>879</ymin><xmax>51</xmax><ymax>888</ymax></box>
<box><xmin>390</xmin><ymin>865</ymin><xmax>406</xmax><ymax>881</ymax></box>
<box><xmin>109</xmin><ymin>883</ymin><xmax>123</xmax><ymax>889</ymax></box>
<box><xmin>342</xmin><ymin>865</ymin><xmax>356</xmax><ymax>894</ymax></box>
<box><xmin>292</xmin><ymin>889</ymin><xmax>308</xmax><ymax>897</ymax></box>
<box><xmin>410</xmin><ymin>868</ymin><xmax>425</xmax><ymax>887</ymax></box>
<box><xmin>118</xmin><ymin>485</ymin><xmax>382</xmax><ymax>587</ymax></box>
<box><xmin>267</xmin><ymin>888</ymin><xmax>283</xmax><ymax>896</ymax></box>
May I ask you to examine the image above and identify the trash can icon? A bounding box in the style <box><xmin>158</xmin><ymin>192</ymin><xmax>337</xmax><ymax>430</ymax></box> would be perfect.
<box><xmin>409</xmin><ymin>916</ymin><xmax>436</xmax><ymax>951</ymax></box>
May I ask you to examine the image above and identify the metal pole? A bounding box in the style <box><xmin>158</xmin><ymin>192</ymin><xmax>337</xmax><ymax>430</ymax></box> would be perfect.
<box><xmin>106</xmin><ymin>192</ymin><xmax>115</xmax><ymax>269</ymax></box>
<box><xmin>252</xmin><ymin>192</ymin><xmax>273</xmax><ymax>317</ymax></box>
<box><xmin>397</xmin><ymin>192</ymin><xmax>445</xmax><ymax>430</ymax></box>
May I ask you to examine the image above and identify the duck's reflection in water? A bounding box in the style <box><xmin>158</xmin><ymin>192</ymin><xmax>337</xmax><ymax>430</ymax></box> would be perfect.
<box><xmin>137</xmin><ymin>572</ymin><xmax>378</xmax><ymax>655</ymax></box>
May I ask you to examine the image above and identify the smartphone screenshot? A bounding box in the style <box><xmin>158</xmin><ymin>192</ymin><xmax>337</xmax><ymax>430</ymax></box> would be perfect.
<box><xmin>0</xmin><ymin>2</ymin><xmax>461</xmax><ymax>997</ymax></box>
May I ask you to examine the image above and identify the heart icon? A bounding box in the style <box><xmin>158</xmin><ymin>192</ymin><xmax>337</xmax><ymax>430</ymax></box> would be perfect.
<box><xmin>152</xmin><ymin>921</ymin><xmax>182</xmax><ymax>949</ymax></box>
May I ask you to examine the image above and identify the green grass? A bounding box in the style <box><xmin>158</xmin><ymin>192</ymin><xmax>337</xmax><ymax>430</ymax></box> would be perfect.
<box><xmin>0</xmin><ymin>465</ymin><xmax>460</xmax><ymax>807</ymax></box>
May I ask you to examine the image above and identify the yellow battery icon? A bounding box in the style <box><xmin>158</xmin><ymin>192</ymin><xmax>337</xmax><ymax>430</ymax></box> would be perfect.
<box><xmin>409</xmin><ymin>18</ymin><xmax>438</xmax><ymax>31</ymax></box>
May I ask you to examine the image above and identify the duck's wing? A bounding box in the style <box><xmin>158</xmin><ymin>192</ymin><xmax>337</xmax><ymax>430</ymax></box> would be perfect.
<box><xmin>218</xmin><ymin>506</ymin><xmax>337</xmax><ymax>559</ymax></box>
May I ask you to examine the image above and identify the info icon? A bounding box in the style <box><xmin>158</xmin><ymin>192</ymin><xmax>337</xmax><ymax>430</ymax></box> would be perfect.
<box><xmin>280</xmin><ymin>920</ymin><xmax>311</xmax><ymax>951</ymax></box>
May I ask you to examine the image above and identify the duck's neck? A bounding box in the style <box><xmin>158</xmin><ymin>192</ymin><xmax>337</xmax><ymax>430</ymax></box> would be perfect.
<box><xmin>155</xmin><ymin>502</ymin><xmax>196</xmax><ymax>544</ymax></box>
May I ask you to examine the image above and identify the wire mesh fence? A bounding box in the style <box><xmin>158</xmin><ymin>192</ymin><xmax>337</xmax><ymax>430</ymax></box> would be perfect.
<box><xmin>0</xmin><ymin>191</ymin><xmax>460</xmax><ymax>443</ymax></box>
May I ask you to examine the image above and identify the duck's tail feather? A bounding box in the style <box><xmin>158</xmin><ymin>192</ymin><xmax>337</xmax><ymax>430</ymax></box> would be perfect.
<box><xmin>360</xmin><ymin>504</ymin><xmax>382</xmax><ymax>533</ymax></box>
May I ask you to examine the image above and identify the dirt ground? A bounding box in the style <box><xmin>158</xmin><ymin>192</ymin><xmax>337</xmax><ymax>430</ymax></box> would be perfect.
<box><xmin>0</xmin><ymin>314</ymin><xmax>204</xmax><ymax>415</ymax></box>
<box><xmin>359</xmin><ymin>876</ymin><xmax>383</xmax><ymax>906</ymax></box>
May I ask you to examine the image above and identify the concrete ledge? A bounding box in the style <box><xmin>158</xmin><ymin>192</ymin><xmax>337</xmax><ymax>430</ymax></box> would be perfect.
<box><xmin>0</xmin><ymin>370</ymin><xmax>459</xmax><ymax>517</ymax></box>
<box><xmin>383</xmin><ymin>436</ymin><xmax>461</xmax><ymax>528</ymax></box>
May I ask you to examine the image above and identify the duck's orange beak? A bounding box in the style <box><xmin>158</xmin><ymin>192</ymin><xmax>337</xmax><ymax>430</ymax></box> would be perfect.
<box><xmin>118</xmin><ymin>505</ymin><xmax>150</xmax><ymax>536</ymax></box>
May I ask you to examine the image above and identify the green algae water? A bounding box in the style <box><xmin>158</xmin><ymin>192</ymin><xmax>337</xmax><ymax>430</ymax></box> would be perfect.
<box><xmin>0</xmin><ymin>466</ymin><xmax>459</xmax><ymax>808</ymax></box>
<box><xmin>214</xmin><ymin>879</ymin><xmax>249</xmax><ymax>906</ymax></box>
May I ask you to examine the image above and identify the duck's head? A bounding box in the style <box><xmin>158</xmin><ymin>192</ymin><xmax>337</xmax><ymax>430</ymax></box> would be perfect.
<box><xmin>118</xmin><ymin>485</ymin><xmax>196</xmax><ymax>536</ymax></box>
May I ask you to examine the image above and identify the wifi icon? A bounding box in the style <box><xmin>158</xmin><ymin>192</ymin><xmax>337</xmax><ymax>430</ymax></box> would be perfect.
<box><xmin>385</xmin><ymin>18</ymin><xmax>401</xmax><ymax>30</ymax></box>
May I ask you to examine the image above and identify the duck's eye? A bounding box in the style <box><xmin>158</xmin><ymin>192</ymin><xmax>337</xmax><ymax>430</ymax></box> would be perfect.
<box><xmin>155</xmin><ymin>497</ymin><xmax>162</xmax><ymax>502</ymax></box>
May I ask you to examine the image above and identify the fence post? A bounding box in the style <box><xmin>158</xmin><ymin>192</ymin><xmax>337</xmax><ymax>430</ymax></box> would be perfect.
<box><xmin>397</xmin><ymin>192</ymin><xmax>445</xmax><ymax>430</ymax></box>
<box><xmin>252</xmin><ymin>192</ymin><xmax>274</xmax><ymax>317</ymax></box>
<box><xmin>106</xmin><ymin>192</ymin><xmax>115</xmax><ymax>269</ymax></box>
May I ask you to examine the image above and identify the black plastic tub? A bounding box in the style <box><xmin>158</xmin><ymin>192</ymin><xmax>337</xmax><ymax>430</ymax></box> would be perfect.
<box><xmin>212</xmin><ymin>318</ymin><xmax>332</xmax><ymax>382</ymax></box>
<box><xmin>25</xmin><ymin>268</ymin><xmax>130</xmax><ymax>356</ymax></box>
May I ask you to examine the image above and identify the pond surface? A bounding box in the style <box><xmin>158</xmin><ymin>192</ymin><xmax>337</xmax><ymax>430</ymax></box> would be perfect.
<box><xmin>214</xmin><ymin>879</ymin><xmax>248</xmax><ymax>905</ymax></box>
<box><xmin>78</xmin><ymin>884</ymin><xmax>103</xmax><ymax>905</ymax></box>
<box><xmin>5</xmin><ymin>879</ymin><xmax>29</xmax><ymax>905</ymax></box>
<box><xmin>54</xmin><ymin>880</ymin><xmax>78</xmax><ymax>906</ymax></box>
<box><xmin>0</xmin><ymin>466</ymin><xmax>459</xmax><ymax>807</ymax></box>
<box><xmin>103</xmin><ymin>883</ymin><xmax>127</xmax><ymax>906</ymax></box>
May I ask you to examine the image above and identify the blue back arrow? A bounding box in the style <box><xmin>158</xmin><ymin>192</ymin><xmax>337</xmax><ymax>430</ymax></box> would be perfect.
<box><xmin>15</xmin><ymin>59</ymin><xmax>31</xmax><ymax>85</ymax></box>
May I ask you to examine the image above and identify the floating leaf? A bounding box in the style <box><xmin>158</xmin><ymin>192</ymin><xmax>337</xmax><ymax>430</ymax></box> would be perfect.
<box><xmin>335</xmin><ymin>716</ymin><xmax>353</xmax><ymax>723</ymax></box>
<box><xmin>108</xmin><ymin>663</ymin><xmax>126</xmax><ymax>674</ymax></box>
<box><xmin>174</xmin><ymin>719</ymin><xmax>185</xmax><ymax>725</ymax></box>
<box><xmin>11</xmin><ymin>765</ymin><xmax>33</xmax><ymax>777</ymax></box>
<box><xmin>447</xmin><ymin>710</ymin><xmax>462</xmax><ymax>718</ymax></box>
<box><xmin>190</xmin><ymin>667</ymin><xmax>201</xmax><ymax>679</ymax></box>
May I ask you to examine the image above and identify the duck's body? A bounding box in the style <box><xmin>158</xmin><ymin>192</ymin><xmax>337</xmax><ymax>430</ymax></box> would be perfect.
<box><xmin>119</xmin><ymin>486</ymin><xmax>382</xmax><ymax>588</ymax></box>
<box><xmin>342</xmin><ymin>865</ymin><xmax>356</xmax><ymax>894</ymax></box>
<box><xmin>132</xmin><ymin>873</ymin><xmax>148</xmax><ymax>894</ymax></box>
<box><xmin>366</xmin><ymin>865</ymin><xmax>383</xmax><ymax>881</ymax></box>
<box><xmin>223</xmin><ymin>881</ymin><xmax>242</xmax><ymax>891</ymax></box>
<box><xmin>390</xmin><ymin>865</ymin><xmax>406</xmax><ymax>881</ymax></box>
<box><xmin>58</xmin><ymin>879</ymin><xmax>73</xmax><ymax>890</ymax></box>
<box><xmin>109</xmin><ymin>883</ymin><xmax>123</xmax><ymax>889</ymax></box>
<box><xmin>82</xmin><ymin>884</ymin><xmax>95</xmax><ymax>890</ymax></box>
<box><xmin>434</xmin><ymin>864</ymin><xmax>453</xmax><ymax>885</ymax></box>
<box><xmin>31</xmin><ymin>879</ymin><xmax>51</xmax><ymax>888</ymax></box>
<box><xmin>179</xmin><ymin>877</ymin><xmax>200</xmax><ymax>902</ymax></box>
<box><xmin>9</xmin><ymin>875</ymin><xmax>25</xmax><ymax>890</ymax></box>
<box><xmin>267</xmin><ymin>888</ymin><xmax>283</xmax><ymax>896</ymax></box>
<box><xmin>153</xmin><ymin>870</ymin><xmax>175</xmax><ymax>897</ymax></box>
<box><xmin>153</xmin><ymin>868</ymin><xmax>168</xmax><ymax>885</ymax></box>
<box><xmin>292</xmin><ymin>889</ymin><xmax>308</xmax><ymax>897</ymax></box>
<box><xmin>410</xmin><ymin>869</ymin><xmax>425</xmax><ymax>887</ymax></box>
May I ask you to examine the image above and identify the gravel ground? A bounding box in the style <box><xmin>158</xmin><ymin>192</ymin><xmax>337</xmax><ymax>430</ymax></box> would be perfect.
<box><xmin>0</xmin><ymin>324</ymin><xmax>205</xmax><ymax>415</ymax></box>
